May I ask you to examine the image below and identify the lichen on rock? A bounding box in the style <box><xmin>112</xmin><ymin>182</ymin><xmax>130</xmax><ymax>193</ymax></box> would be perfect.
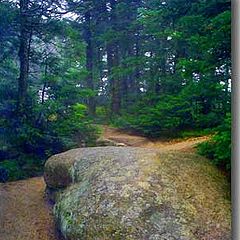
<box><xmin>44</xmin><ymin>147</ymin><xmax>231</xmax><ymax>240</ymax></box>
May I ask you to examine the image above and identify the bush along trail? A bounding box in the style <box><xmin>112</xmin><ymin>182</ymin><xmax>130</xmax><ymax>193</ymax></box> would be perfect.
<box><xmin>0</xmin><ymin>127</ymin><xmax>230</xmax><ymax>240</ymax></box>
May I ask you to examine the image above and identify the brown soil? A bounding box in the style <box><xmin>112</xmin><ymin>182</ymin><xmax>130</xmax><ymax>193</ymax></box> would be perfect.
<box><xmin>0</xmin><ymin>126</ymin><xmax>227</xmax><ymax>240</ymax></box>
<box><xmin>102</xmin><ymin>125</ymin><xmax>209</xmax><ymax>151</ymax></box>
<box><xmin>0</xmin><ymin>177</ymin><xmax>58</xmax><ymax>240</ymax></box>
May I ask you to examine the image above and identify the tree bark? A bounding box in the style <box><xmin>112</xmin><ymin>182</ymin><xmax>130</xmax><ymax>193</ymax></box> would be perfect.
<box><xmin>85</xmin><ymin>10</ymin><xmax>96</xmax><ymax>116</ymax></box>
<box><xmin>18</xmin><ymin>0</ymin><xmax>30</xmax><ymax>115</ymax></box>
<box><xmin>134</xmin><ymin>34</ymin><xmax>141</xmax><ymax>94</ymax></box>
<box><xmin>107</xmin><ymin>0</ymin><xmax>121</xmax><ymax>115</ymax></box>
<box><xmin>107</xmin><ymin>42</ymin><xmax>121</xmax><ymax>115</ymax></box>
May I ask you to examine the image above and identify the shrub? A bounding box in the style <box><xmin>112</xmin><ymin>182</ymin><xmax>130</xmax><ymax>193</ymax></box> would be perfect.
<box><xmin>112</xmin><ymin>95</ymin><xmax>193</xmax><ymax>137</ymax></box>
<box><xmin>0</xmin><ymin>160</ymin><xmax>22</xmax><ymax>182</ymax></box>
<box><xmin>52</xmin><ymin>103</ymin><xmax>100</xmax><ymax>147</ymax></box>
<box><xmin>95</xmin><ymin>106</ymin><xmax>109</xmax><ymax>124</ymax></box>
<box><xmin>0</xmin><ymin>102</ymin><xmax>100</xmax><ymax>181</ymax></box>
<box><xmin>197</xmin><ymin>114</ymin><xmax>231</xmax><ymax>171</ymax></box>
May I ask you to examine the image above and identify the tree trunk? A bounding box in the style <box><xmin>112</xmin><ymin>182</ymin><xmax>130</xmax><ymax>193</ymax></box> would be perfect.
<box><xmin>134</xmin><ymin>32</ymin><xmax>142</xmax><ymax>94</ymax></box>
<box><xmin>17</xmin><ymin>0</ymin><xmax>29</xmax><ymax>115</ymax></box>
<box><xmin>107</xmin><ymin>0</ymin><xmax>121</xmax><ymax>115</ymax></box>
<box><xmin>85</xmin><ymin>10</ymin><xmax>96</xmax><ymax>116</ymax></box>
<box><xmin>107</xmin><ymin>45</ymin><xmax>121</xmax><ymax>115</ymax></box>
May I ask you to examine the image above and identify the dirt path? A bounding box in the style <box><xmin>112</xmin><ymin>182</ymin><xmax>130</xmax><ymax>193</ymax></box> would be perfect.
<box><xmin>102</xmin><ymin>125</ymin><xmax>209</xmax><ymax>151</ymax></box>
<box><xmin>0</xmin><ymin>126</ymin><xmax>222</xmax><ymax>240</ymax></box>
<box><xmin>0</xmin><ymin>177</ymin><xmax>58</xmax><ymax>240</ymax></box>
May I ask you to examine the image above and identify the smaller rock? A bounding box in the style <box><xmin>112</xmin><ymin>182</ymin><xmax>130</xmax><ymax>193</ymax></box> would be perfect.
<box><xmin>96</xmin><ymin>138</ymin><xmax>127</xmax><ymax>147</ymax></box>
<box><xmin>115</xmin><ymin>143</ymin><xmax>127</xmax><ymax>147</ymax></box>
<box><xmin>96</xmin><ymin>138</ymin><xmax>116</xmax><ymax>146</ymax></box>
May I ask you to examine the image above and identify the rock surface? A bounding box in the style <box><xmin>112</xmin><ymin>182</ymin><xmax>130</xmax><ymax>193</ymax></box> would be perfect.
<box><xmin>96</xmin><ymin>137</ymin><xmax>127</xmax><ymax>147</ymax></box>
<box><xmin>44</xmin><ymin>147</ymin><xmax>231</xmax><ymax>240</ymax></box>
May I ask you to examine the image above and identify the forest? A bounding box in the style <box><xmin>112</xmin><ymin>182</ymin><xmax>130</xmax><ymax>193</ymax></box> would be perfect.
<box><xmin>0</xmin><ymin>0</ymin><xmax>231</xmax><ymax>182</ymax></box>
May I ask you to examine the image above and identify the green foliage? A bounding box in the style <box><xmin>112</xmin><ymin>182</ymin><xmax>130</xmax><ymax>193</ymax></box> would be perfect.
<box><xmin>0</xmin><ymin>155</ymin><xmax>44</xmax><ymax>182</ymax></box>
<box><xmin>0</xmin><ymin>14</ymin><xmax>103</xmax><ymax>182</ymax></box>
<box><xmin>52</xmin><ymin>103</ymin><xmax>100</xmax><ymax>147</ymax></box>
<box><xmin>95</xmin><ymin>106</ymin><xmax>109</xmax><ymax>123</ymax></box>
<box><xmin>178</xmin><ymin>129</ymin><xmax>214</xmax><ymax>139</ymax></box>
<box><xmin>0</xmin><ymin>160</ymin><xmax>22</xmax><ymax>181</ymax></box>
<box><xmin>197</xmin><ymin>114</ymin><xmax>231</xmax><ymax>172</ymax></box>
<box><xmin>0</xmin><ymin>0</ymin><xmax>231</xmax><ymax>181</ymax></box>
<box><xmin>113</xmin><ymin>91</ymin><xmax>222</xmax><ymax>137</ymax></box>
<box><xmin>0</xmin><ymin>101</ymin><xmax>100</xmax><ymax>182</ymax></box>
<box><xmin>111</xmin><ymin>0</ymin><xmax>230</xmax><ymax>138</ymax></box>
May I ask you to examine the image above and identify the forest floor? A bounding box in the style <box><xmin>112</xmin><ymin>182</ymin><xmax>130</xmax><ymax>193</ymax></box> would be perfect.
<box><xmin>0</xmin><ymin>126</ymin><xmax>229</xmax><ymax>240</ymax></box>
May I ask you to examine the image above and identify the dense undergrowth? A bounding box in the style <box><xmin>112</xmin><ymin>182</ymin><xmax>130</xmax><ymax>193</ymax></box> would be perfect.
<box><xmin>110</xmin><ymin>94</ymin><xmax>226</xmax><ymax>138</ymax></box>
<box><xmin>0</xmin><ymin>107</ymin><xmax>231</xmax><ymax>182</ymax></box>
<box><xmin>0</xmin><ymin>104</ymin><xmax>100</xmax><ymax>182</ymax></box>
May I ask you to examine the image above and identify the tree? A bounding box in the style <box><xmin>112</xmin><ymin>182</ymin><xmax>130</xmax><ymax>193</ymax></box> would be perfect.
<box><xmin>18</xmin><ymin>0</ymin><xmax>30</xmax><ymax>114</ymax></box>
<box><xmin>0</xmin><ymin>0</ymin><xmax>231</xmax><ymax>181</ymax></box>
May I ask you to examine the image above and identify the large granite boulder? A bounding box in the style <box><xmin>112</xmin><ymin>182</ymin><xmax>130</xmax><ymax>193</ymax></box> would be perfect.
<box><xmin>44</xmin><ymin>147</ymin><xmax>231</xmax><ymax>240</ymax></box>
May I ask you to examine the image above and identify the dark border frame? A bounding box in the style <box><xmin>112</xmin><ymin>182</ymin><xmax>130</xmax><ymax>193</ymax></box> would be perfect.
<box><xmin>232</xmin><ymin>0</ymin><xmax>239</xmax><ymax>239</ymax></box>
